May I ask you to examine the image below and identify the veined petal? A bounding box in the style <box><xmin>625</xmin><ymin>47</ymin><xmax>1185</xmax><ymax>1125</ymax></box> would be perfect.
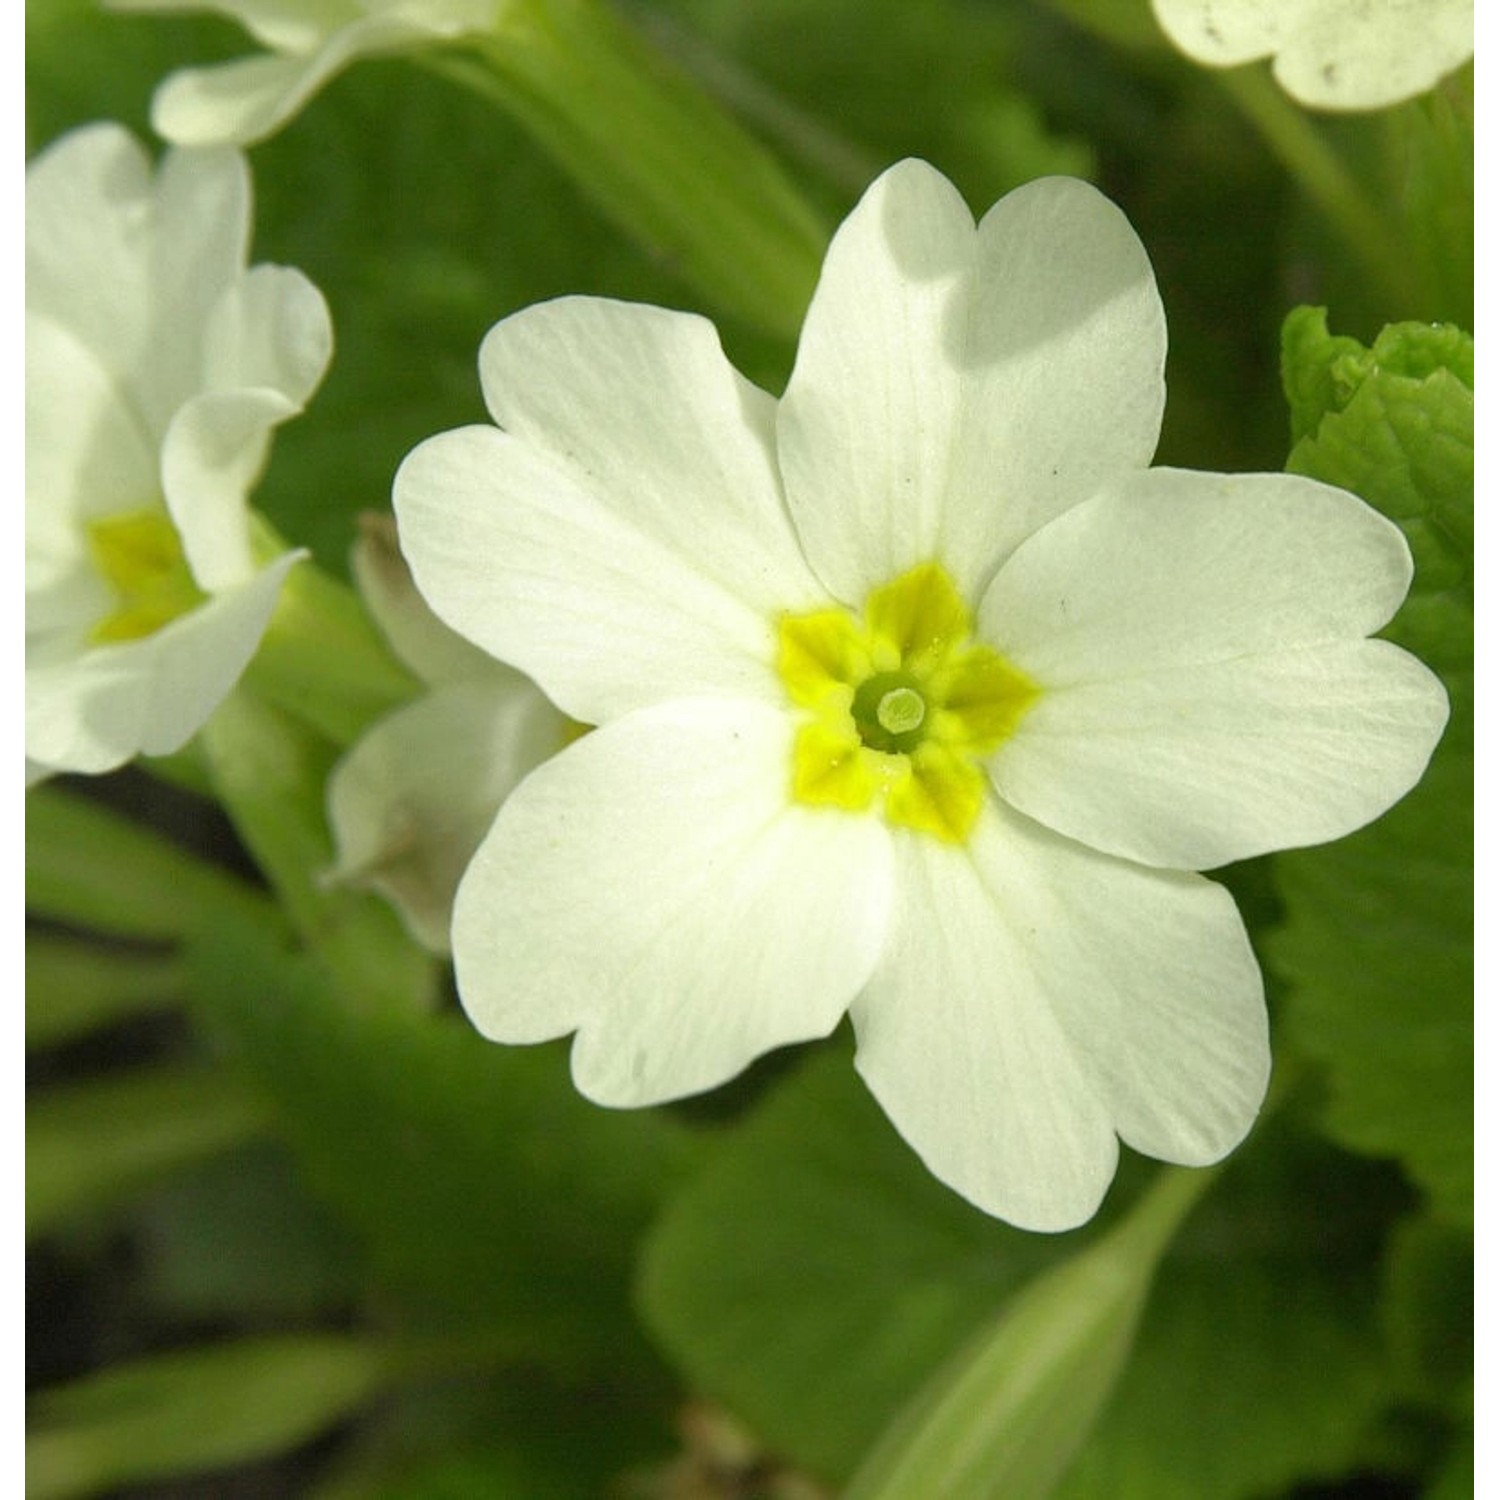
<box><xmin>451</xmin><ymin>698</ymin><xmax>895</xmax><ymax>1105</ymax></box>
<box><xmin>327</xmin><ymin>676</ymin><xmax>567</xmax><ymax>953</ymax></box>
<box><xmin>980</xmin><ymin>469</ymin><xmax>1419</xmax><ymax>679</ymax></box>
<box><xmin>149</xmin><ymin>50</ymin><xmax>355</xmax><ymax>149</ymax></box>
<box><xmin>397</xmin><ymin>316</ymin><xmax>820</xmax><ymax>722</ymax></box>
<box><xmin>780</xmin><ymin>163</ymin><xmax>1164</xmax><ymax>604</ymax></box>
<box><xmin>1151</xmin><ymin>0</ymin><xmax>1473</xmax><ymax>110</ymax></box>
<box><xmin>104</xmin><ymin>2</ymin><xmax>352</xmax><ymax>52</ymax></box>
<box><xmin>26</xmin><ymin>311</ymin><xmax>156</xmax><ymax>545</ymax></box>
<box><xmin>25</xmin><ymin>553</ymin><xmax>301</xmax><ymax>775</ymax></box>
<box><xmin>478</xmin><ymin>298</ymin><xmax>823</xmax><ymax>614</ymax></box>
<box><xmin>852</xmin><ymin>803</ymin><xmax>1268</xmax><ymax>1230</ymax></box>
<box><xmin>991</xmin><ymin>641</ymin><xmax>1447</xmax><ymax>870</ymax></box>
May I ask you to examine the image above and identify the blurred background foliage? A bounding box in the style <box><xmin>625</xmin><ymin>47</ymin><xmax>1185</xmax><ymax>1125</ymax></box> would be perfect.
<box><xmin>26</xmin><ymin>0</ymin><xmax>1472</xmax><ymax>1495</ymax></box>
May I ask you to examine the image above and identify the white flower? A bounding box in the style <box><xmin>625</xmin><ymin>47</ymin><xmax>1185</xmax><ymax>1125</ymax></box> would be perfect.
<box><xmin>325</xmin><ymin>514</ymin><xmax>568</xmax><ymax>953</ymax></box>
<box><xmin>26</xmin><ymin>123</ymin><xmax>332</xmax><ymax>780</ymax></box>
<box><xmin>393</xmin><ymin>160</ymin><xmax>1447</xmax><ymax>1230</ymax></box>
<box><xmin>1151</xmin><ymin>0</ymin><xmax>1472</xmax><ymax>110</ymax></box>
<box><xmin>105</xmin><ymin>0</ymin><xmax>502</xmax><ymax>146</ymax></box>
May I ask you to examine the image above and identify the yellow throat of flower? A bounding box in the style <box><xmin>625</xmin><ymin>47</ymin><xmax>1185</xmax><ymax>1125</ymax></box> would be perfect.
<box><xmin>777</xmin><ymin>561</ymin><xmax>1039</xmax><ymax>843</ymax></box>
<box><xmin>86</xmin><ymin>508</ymin><xmax>208</xmax><ymax>644</ymax></box>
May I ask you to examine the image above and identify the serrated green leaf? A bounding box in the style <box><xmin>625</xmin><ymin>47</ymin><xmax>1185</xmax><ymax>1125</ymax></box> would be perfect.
<box><xmin>27</xmin><ymin>1335</ymin><xmax>396</xmax><ymax>1500</ymax></box>
<box><xmin>25</xmin><ymin>936</ymin><xmax>186</xmax><ymax>1049</ymax></box>
<box><xmin>1273</xmin><ymin>311</ymin><xmax>1472</xmax><ymax>1227</ymax></box>
<box><xmin>182</xmin><ymin>911</ymin><xmax>700</xmax><ymax>1376</ymax></box>
<box><xmin>641</xmin><ymin>1053</ymin><xmax>1399</xmax><ymax>1494</ymax></box>
<box><xmin>27</xmin><ymin>1064</ymin><xmax>269</xmax><ymax>1239</ymax></box>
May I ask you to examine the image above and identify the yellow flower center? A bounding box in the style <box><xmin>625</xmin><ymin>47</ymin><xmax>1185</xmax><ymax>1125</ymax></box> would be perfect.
<box><xmin>776</xmin><ymin>561</ymin><xmax>1039</xmax><ymax>842</ymax></box>
<box><xmin>86</xmin><ymin>509</ymin><xmax>207</xmax><ymax>644</ymax></box>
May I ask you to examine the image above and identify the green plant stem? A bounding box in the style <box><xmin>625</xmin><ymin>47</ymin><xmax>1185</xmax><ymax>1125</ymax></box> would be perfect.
<box><xmin>430</xmin><ymin>0</ymin><xmax>829</xmax><ymax>339</ymax></box>
<box><xmin>1219</xmin><ymin>65</ymin><xmax>1414</xmax><ymax>311</ymax></box>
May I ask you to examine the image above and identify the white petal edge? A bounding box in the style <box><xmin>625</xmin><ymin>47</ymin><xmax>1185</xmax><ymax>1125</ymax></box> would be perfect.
<box><xmin>981</xmin><ymin>469</ymin><xmax>1419</xmax><ymax>681</ymax></box>
<box><xmin>779</xmin><ymin>162</ymin><xmax>1165</xmax><ymax>605</ymax></box>
<box><xmin>327</xmin><ymin>675</ymin><xmax>567</xmax><ymax>953</ymax></box>
<box><xmin>395</xmin><ymin>352</ymin><xmax>816</xmax><ymax>724</ymax></box>
<box><xmin>451</xmin><ymin>697</ymin><xmax>895</xmax><ymax>1105</ymax></box>
<box><xmin>991</xmin><ymin>640</ymin><xmax>1448</xmax><ymax>870</ymax></box>
<box><xmin>25</xmin><ymin>552</ymin><xmax>302</xmax><ymax>775</ymax></box>
<box><xmin>851</xmin><ymin>803</ymin><xmax>1268</xmax><ymax>1232</ymax></box>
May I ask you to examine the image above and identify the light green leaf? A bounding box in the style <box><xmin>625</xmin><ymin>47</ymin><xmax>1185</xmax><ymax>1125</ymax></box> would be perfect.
<box><xmin>845</xmin><ymin>1168</ymin><xmax>1212</xmax><ymax>1500</ymax></box>
<box><xmin>27</xmin><ymin>1335</ymin><xmax>396</xmax><ymax>1500</ymax></box>
<box><xmin>641</xmin><ymin>1052</ymin><xmax>1403</xmax><ymax>1493</ymax></box>
<box><xmin>27</xmin><ymin>1064</ymin><xmax>269</xmax><ymax>1239</ymax></box>
<box><xmin>198</xmin><ymin>690</ymin><xmax>437</xmax><ymax>1016</ymax></box>
<box><xmin>1273</xmin><ymin>311</ymin><xmax>1473</xmax><ymax>1225</ymax></box>
<box><xmin>184</xmin><ymin>910</ymin><xmax>701</xmax><ymax>1375</ymax></box>
<box><xmin>25</xmin><ymin>935</ymin><xmax>186</xmax><ymax>1049</ymax></box>
<box><xmin>26</xmin><ymin>785</ymin><xmax>280</xmax><ymax>942</ymax></box>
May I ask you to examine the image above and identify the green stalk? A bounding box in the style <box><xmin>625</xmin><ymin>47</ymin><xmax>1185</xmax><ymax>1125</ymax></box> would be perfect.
<box><xmin>1218</xmin><ymin>65</ymin><xmax>1415</xmax><ymax>311</ymax></box>
<box><xmin>434</xmin><ymin>0</ymin><xmax>829</xmax><ymax>339</ymax></box>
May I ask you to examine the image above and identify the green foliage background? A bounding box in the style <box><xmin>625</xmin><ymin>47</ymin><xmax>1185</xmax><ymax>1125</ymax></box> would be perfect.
<box><xmin>27</xmin><ymin>1</ymin><xmax>1472</xmax><ymax>1496</ymax></box>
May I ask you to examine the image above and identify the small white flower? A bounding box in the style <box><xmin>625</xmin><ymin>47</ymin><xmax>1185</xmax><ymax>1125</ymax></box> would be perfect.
<box><xmin>394</xmin><ymin>161</ymin><xmax>1447</xmax><ymax>1230</ymax></box>
<box><xmin>325</xmin><ymin>514</ymin><xmax>568</xmax><ymax>953</ymax></box>
<box><xmin>1151</xmin><ymin>0</ymin><xmax>1472</xmax><ymax>110</ymax></box>
<box><xmin>105</xmin><ymin>0</ymin><xmax>502</xmax><ymax>146</ymax></box>
<box><xmin>26</xmin><ymin>123</ymin><xmax>332</xmax><ymax>780</ymax></box>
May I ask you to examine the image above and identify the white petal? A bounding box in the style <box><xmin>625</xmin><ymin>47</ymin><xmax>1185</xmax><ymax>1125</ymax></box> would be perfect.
<box><xmin>202</xmin><ymin>263</ymin><xmax>333</xmax><ymax>407</ymax></box>
<box><xmin>982</xmin><ymin>469</ymin><xmax>1418</xmax><ymax>678</ymax></box>
<box><xmin>327</xmin><ymin>676</ymin><xmax>567</xmax><ymax>953</ymax></box>
<box><xmin>104</xmin><ymin>2</ymin><xmax>350</xmax><ymax>52</ymax></box>
<box><xmin>26</xmin><ymin>311</ymin><xmax>156</xmax><ymax>619</ymax></box>
<box><xmin>991</xmin><ymin>642</ymin><xmax>1448</xmax><ymax>870</ymax></box>
<box><xmin>779</xmin><ymin>162</ymin><xmax>1165</xmax><ymax>604</ymax></box>
<box><xmin>982</xmin><ymin>470</ymin><xmax>1448</xmax><ymax>867</ymax></box>
<box><xmin>25</xmin><ymin>554</ymin><xmax>301</xmax><ymax>775</ymax></box>
<box><xmin>451</xmin><ymin>698</ymin><xmax>895</xmax><ymax>1105</ymax></box>
<box><xmin>397</xmin><ymin>301</ymin><xmax>825</xmax><ymax>723</ymax></box>
<box><xmin>349</xmin><ymin>513</ymin><xmax>496</xmax><ymax>685</ymax></box>
<box><xmin>146</xmin><ymin>12</ymin><xmax>479</xmax><ymax>146</ymax></box>
<box><xmin>1151</xmin><ymin>0</ymin><xmax>1472</xmax><ymax>110</ymax></box>
<box><xmin>852</xmin><ymin>804</ymin><xmax>1268</xmax><ymax>1231</ymax></box>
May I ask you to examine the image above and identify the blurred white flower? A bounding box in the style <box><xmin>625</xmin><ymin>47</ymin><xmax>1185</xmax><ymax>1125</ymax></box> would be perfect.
<box><xmin>325</xmin><ymin>514</ymin><xmax>568</xmax><ymax>953</ymax></box>
<box><xmin>395</xmin><ymin>160</ymin><xmax>1447</xmax><ymax>1229</ymax></box>
<box><xmin>26</xmin><ymin>123</ymin><xmax>332</xmax><ymax>780</ymax></box>
<box><xmin>106</xmin><ymin>0</ymin><xmax>502</xmax><ymax>145</ymax></box>
<box><xmin>1151</xmin><ymin>0</ymin><xmax>1472</xmax><ymax>110</ymax></box>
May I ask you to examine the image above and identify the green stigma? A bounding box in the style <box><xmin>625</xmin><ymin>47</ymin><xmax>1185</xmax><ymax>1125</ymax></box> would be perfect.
<box><xmin>775</xmin><ymin>561</ymin><xmax>1039</xmax><ymax>842</ymax></box>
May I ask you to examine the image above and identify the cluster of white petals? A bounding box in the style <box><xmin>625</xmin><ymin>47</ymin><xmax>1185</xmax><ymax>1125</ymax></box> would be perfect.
<box><xmin>326</xmin><ymin>515</ymin><xmax>567</xmax><ymax>953</ymax></box>
<box><xmin>105</xmin><ymin>0</ymin><xmax>502</xmax><ymax>146</ymax></box>
<box><xmin>1151</xmin><ymin>0</ymin><xmax>1473</xmax><ymax>110</ymax></box>
<box><xmin>395</xmin><ymin>160</ymin><xmax>1446</xmax><ymax>1230</ymax></box>
<box><xmin>26</xmin><ymin>123</ymin><xmax>332</xmax><ymax>781</ymax></box>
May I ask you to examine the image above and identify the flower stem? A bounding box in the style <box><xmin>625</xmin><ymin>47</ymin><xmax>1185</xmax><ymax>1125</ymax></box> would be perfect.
<box><xmin>1218</xmin><ymin>65</ymin><xmax>1415</xmax><ymax>312</ymax></box>
<box><xmin>433</xmin><ymin>0</ymin><xmax>829</xmax><ymax>339</ymax></box>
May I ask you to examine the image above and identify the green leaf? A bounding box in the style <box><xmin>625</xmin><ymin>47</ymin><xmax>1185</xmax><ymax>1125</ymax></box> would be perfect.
<box><xmin>27</xmin><ymin>1335</ymin><xmax>396</xmax><ymax>1500</ymax></box>
<box><xmin>183</xmin><ymin>911</ymin><xmax>700</xmax><ymax>1376</ymax></box>
<box><xmin>198</xmin><ymin>690</ymin><xmax>437</xmax><ymax>1016</ymax></box>
<box><xmin>27</xmin><ymin>1063</ymin><xmax>269</xmax><ymax>1239</ymax></box>
<box><xmin>1273</xmin><ymin>311</ymin><xmax>1473</xmax><ymax>1225</ymax></box>
<box><xmin>26</xmin><ymin>785</ymin><xmax>280</xmax><ymax>942</ymax></box>
<box><xmin>641</xmin><ymin>1053</ymin><xmax>1403</xmax><ymax>1493</ymax></box>
<box><xmin>845</xmin><ymin>1168</ymin><xmax>1213</xmax><ymax>1500</ymax></box>
<box><xmin>1380</xmin><ymin>1213</ymin><xmax>1473</xmax><ymax>1416</ymax></box>
<box><xmin>25</xmin><ymin>935</ymin><xmax>186</xmax><ymax>1049</ymax></box>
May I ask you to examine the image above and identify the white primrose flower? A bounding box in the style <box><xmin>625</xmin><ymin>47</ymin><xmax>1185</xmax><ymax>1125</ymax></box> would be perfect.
<box><xmin>1151</xmin><ymin>0</ymin><xmax>1472</xmax><ymax>110</ymax></box>
<box><xmin>105</xmin><ymin>0</ymin><xmax>502</xmax><ymax>146</ymax></box>
<box><xmin>394</xmin><ymin>161</ymin><xmax>1448</xmax><ymax>1230</ymax></box>
<box><xmin>26</xmin><ymin>123</ymin><xmax>332</xmax><ymax>781</ymax></box>
<box><xmin>326</xmin><ymin>514</ymin><xmax>569</xmax><ymax>953</ymax></box>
